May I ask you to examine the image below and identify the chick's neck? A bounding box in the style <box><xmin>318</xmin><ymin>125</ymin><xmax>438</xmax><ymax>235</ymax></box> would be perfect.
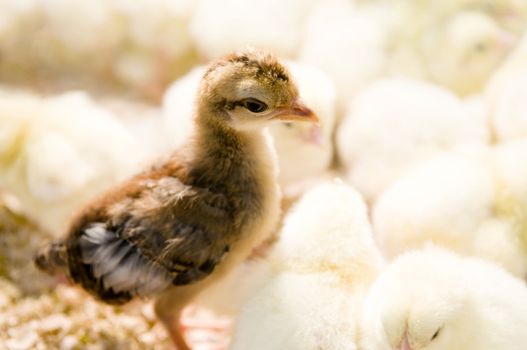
<box><xmin>189</xmin><ymin>105</ymin><xmax>276</xmax><ymax>197</ymax></box>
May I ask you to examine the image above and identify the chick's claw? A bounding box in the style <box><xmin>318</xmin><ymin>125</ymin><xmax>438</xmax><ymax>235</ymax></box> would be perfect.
<box><xmin>182</xmin><ymin>307</ymin><xmax>231</xmax><ymax>350</ymax></box>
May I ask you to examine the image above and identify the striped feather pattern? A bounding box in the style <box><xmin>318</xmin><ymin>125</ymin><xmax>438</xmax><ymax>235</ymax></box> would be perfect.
<box><xmin>80</xmin><ymin>223</ymin><xmax>172</xmax><ymax>297</ymax></box>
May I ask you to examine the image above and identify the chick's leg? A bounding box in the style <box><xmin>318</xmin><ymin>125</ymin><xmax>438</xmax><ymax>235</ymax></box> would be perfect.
<box><xmin>155</xmin><ymin>287</ymin><xmax>199</xmax><ymax>350</ymax></box>
<box><xmin>181</xmin><ymin>307</ymin><xmax>232</xmax><ymax>350</ymax></box>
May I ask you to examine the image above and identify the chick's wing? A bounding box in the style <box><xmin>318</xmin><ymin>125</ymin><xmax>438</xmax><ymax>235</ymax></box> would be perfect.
<box><xmin>76</xmin><ymin>176</ymin><xmax>232</xmax><ymax>298</ymax></box>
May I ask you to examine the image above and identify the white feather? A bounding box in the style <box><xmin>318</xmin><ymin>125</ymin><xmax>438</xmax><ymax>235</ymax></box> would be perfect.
<box><xmin>80</xmin><ymin>223</ymin><xmax>171</xmax><ymax>297</ymax></box>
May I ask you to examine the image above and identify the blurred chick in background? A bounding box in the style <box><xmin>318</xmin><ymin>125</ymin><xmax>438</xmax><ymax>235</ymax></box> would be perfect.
<box><xmin>299</xmin><ymin>0</ymin><xmax>393</xmax><ymax>113</ymax></box>
<box><xmin>0</xmin><ymin>0</ymin><xmax>525</xmax><ymax>101</ymax></box>
<box><xmin>374</xmin><ymin>139</ymin><xmax>527</xmax><ymax>278</ymax></box>
<box><xmin>230</xmin><ymin>181</ymin><xmax>383</xmax><ymax>350</ymax></box>
<box><xmin>111</xmin><ymin>0</ymin><xmax>198</xmax><ymax>99</ymax></box>
<box><xmin>384</xmin><ymin>3</ymin><xmax>519</xmax><ymax>95</ymax></box>
<box><xmin>486</xmin><ymin>31</ymin><xmax>527</xmax><ymax>141</ymax></box>
<box><xmin>190</xmin><ymin>0</ymin><xmax>320</xmax><ymax>59</ymax></box>
<box><xmin>487</xmin><ymin>69</ymin><xmax>527</xmax><ymax>141</ymax></box>
<box><xmin>387</xmin><ymin>0</ymin><xmax>527</xmax><ymax>33</ymax></box>
<box><xmin>300</xmin><ymin>0</ymin><xmax>522</xmax><ymax>110</ymax></box>
<box><xmin>162</xmin><ymin>66</ymin><xmax>206</xmax><ymax>151</ymax></box>
<box><xmin>0</xmin><ymin>0</ymin><xmax>197</xmax><ymax>101</ymax></box>
<box><xmin>267</xmin><ymin>61</ymin><xmax>336</xmax><ymax>193</ymax></box>
<box><xmin>336</xmin><ymin>77</ymin><xmax>489</xmax><ymax>203</ymax></box>
<box><xmin>361</xmin><ymin>247</ymin><xmax>527</xmax><ymax>350</ymax></box>
<box><xmin>409</xmin><ymin>10</ymin><xmax>516</xmax><ymax>95</ymax></box>
<box><xmin>0</xmin><ymin>89</ymin><xmax>145</xmax><ymax>236</ymax></box>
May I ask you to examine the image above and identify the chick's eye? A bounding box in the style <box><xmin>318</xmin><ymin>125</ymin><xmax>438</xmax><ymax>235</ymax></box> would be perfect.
<box><xmin>242</xmin><ymin>98</ymin><xmax>267</xmax><ymax>113</ymax></box>
<box><xmin>475</xmin><ymin>42</ymin><xmax>487</xmax><ymax>52</ymax></box>
<box><xmin>431</xmin><ymin>328</ymin><xmax>441</xmax><ymax>341</ymax></box>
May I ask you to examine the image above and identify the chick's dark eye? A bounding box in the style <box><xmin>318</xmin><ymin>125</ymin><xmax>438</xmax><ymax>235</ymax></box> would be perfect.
<box><xmin>431</xmin><ymin>328</ymin><xmax>441</xmax><ymax>341</ymax></box>
<box><xmin>242</xmin><ymin>98</ymin><xmax>267</xmax><ymax>113</ymax></box>
<box><xmin>475</xmin><ymin>42</ymin><xmax>487</xmax><ymax>52</ymax></box>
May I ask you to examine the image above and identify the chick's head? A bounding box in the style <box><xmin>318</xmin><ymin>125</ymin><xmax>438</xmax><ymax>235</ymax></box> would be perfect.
<box><xmin>362</xmin><ymin>248</ymin><xmax>472</xmax><ymax>350</ymax></box>
<box><xmin>421</xmin><ymin>11</ymin><xmax>516</xmax><ymax>94</ymax></box>
<box><xmin>199</xmin><ymin>49</ymin><xmax>318</xmax><ymax>130</ymax></box>
<box><xmin>447</xmin><ymin>12</ymin><xmax>514</xmax><ymax>62</ymax></box>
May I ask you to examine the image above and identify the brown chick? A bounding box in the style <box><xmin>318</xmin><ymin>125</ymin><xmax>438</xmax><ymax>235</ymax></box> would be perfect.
<box><xmin>34</xmin><ymin>49</ymin><xmax>318</xmax><ymax>350</ymax></box>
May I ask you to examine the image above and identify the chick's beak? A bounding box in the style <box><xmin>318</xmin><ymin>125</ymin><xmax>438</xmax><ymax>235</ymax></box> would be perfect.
<box><xmin>497</xmin><ymin>31</ymin><xmax>517</xmax><ymax>50</ymax></box>
<box><xmin>396</xmin><ymin>333</ymin><xmax>412</xmax><ymax>350</ymax></box>
<box><xmin>273</xmin><ymin>98</ymin><xmax>319</xmax><ymax>123</ymax></box>
<box><xmin>301</xmin><ymin>124</ymin><xmax>324</xmax><ymax>145</ymax></box>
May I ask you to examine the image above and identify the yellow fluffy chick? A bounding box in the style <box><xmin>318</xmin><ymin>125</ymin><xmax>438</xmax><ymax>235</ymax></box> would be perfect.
<box><xmin>0</xmin><ymin>89</ymin><xmax>144</xmax><ymax>235</ymax></box>
<box><xmin>417</xmin><ymin>10</ymin><xmax>516</xmax><ymax>95</ymax></box>
<box><xmin>361</xmin><ymin>246</ymin><xmax>527</xmax><ymax>350</ymax></box>
<box><xmin>374</xmin><ymin>139</ymin><xmax>527</xmax><ymax>277</ymax></box>
<box><xmin>486</xmin><ymin>31</ymin><xmax>527</xmax><ymax>141</ymax></box>
<box><xmin>190</xmin><ymin>0</ymin><xmax>320</xmax><ymax>59</ymax></box>
<box><xmin>230</xmin><ymin>181</ymin><xmax>383</xmax><ymax>350</ymax></box>
<box><xmin>337</xmin><ymin>77</ymin><xmax>489</xmax><ymax>203</ymax></box>
<box><xmin>381</xmin><ymin>2</ymin><xmax>519</xmax><ymax>95</ymax></box>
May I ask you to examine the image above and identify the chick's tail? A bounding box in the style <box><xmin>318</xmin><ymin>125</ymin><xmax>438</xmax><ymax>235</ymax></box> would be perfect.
<box><xmin>34</xmin><ymin>240</ymin><xmax>68</xmax><ymax>275</ymax></box>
